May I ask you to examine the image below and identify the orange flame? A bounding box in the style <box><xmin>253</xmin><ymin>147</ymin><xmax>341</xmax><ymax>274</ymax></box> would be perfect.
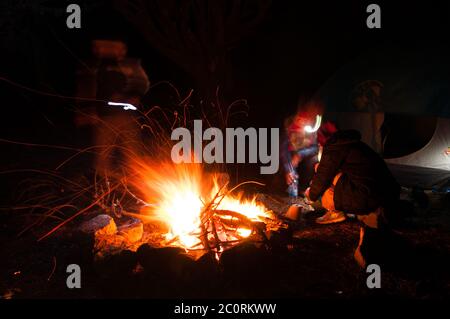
<box><xmin>129</xmin><ymin>160</ymin><xmax>271</xmax><ymax>250</ymax></box>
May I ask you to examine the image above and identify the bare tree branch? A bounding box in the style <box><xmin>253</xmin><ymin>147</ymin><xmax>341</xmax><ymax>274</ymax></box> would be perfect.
<box><xmin>115</xmin><ymin>0</ymin><xmax>271</xmax><ymax>113</ymax></box>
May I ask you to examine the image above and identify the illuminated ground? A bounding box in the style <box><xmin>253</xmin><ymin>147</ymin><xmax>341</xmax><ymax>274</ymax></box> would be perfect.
<box><xmin>1</xmin><ymin>195</ymin><xmax>449</xmax><ymax>299</ymax></box>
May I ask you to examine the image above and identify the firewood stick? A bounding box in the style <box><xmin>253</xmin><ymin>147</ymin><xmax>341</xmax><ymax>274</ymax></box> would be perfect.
<box><xmin>209</xmin><ymin>215</ymin><xmax>222</xmax><ymax>250</ymax></box>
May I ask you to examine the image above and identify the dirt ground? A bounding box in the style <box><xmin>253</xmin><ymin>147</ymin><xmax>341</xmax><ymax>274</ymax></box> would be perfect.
<box><xmin>1</xmin><ymin>191</ymin><xmax>449</xmax><ymax>300</ymax></box>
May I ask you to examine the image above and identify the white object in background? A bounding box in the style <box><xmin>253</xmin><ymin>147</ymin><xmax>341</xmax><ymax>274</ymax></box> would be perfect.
<box><xmin>107</xmin><ymin>101</ymin><xmax>137</xmax><ymax>111</ymax></box>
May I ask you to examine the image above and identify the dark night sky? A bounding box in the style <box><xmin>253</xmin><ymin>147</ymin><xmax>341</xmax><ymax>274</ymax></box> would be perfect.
<box><xmin>0</xmin><ymin>0</ymin><xmax>449</xmax><ymax>167</ymax></box>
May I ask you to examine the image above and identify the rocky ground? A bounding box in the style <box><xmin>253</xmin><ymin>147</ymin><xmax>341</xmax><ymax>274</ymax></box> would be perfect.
<box><xmin>1</xmin><ymin>190</ymin><xmax>449</xmax><ymax>299</ymax></box>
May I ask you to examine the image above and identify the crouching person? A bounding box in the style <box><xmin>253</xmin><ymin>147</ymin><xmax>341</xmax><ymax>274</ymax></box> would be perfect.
<box><xmin>305</xmin><ymin>129</ymin><xmax>400</xmax><ymax>268</ymax></box>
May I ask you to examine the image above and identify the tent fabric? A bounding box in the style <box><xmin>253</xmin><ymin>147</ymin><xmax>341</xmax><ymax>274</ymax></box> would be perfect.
<box><xmin>387</xmin><ymin>164</ymin><xmax>450</xmax><ymax>189</ymax></box>
<box><xmin>327</xmin><ymin>114</ymin><xmax>450</xmax><ymax>188</ymax></box>
<box><xmin>316</xmin><ymin>48</ymin><xmax>450</xmax><ymax>188</ymax></box>
<box><xmin>385</xmin><ymin>118</ymin><xmax>450</xmax><ymax>172</ymax></box>
<box><xmin>316</xmin><ymin>49</ymin><xmax>450</xmax><ymax>118</ymax></box>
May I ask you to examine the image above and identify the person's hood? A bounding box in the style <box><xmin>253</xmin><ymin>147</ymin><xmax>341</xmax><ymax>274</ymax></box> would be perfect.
<box><xmin>326</xmin><ymin>129</ymin><xmax>361</xmax><ymax>146</ymax></box>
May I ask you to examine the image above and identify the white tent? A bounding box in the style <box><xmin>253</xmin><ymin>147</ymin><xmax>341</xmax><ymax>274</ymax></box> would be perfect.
<box><xmin>386</xmin><ymin>118</ymin><xmax>450</xmax><ymax>171</ymax></box>
<box><xmin>315</xmin><ymin>48</ymin><xmax>450</xmax><ymax>188</ymax></box>
<box><xmin>385</xmin><ymin>118</ymin><xmax>450</xmax><ymax>188</ymax></box>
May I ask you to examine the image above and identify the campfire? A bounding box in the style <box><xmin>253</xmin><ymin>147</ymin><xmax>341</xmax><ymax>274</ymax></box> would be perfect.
<box><xmin>9</xmin><ymin>78</ymin><xmax>288</xmax><ymax>261</ymax></box>
<box><xmin>129</xmin><ymin>161</ymin><xmax>282</xmax><ymax>258</ymax></box>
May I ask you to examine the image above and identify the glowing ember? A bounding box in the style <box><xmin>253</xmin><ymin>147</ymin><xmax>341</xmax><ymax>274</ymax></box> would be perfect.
<box><xmin>130</xmin><ymin>161</ymin><xmax>273</xmax><ymax>252</ymax></box>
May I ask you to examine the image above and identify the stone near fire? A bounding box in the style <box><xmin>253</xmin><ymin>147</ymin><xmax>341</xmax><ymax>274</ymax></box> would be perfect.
<box><xmin>192</xmin><ymin>253</ymin><xmax>221</xmax><ymax>291</ymax></box>
<box><xmin>95</xmin><ymin>249</ymin><xmax>138</xmax><ymax>279</ymax></box>
<box><xmin>79</xmin><ymin>215</ymin><xmax>146</xmax><ymax>261</ymax></box>
<box><xmin>137</xmin><ymin>245</ymin><xmax>190</xmax><ymax>277</ymax></box>
<box><xmin>79</xmin><ymin>214</ymin><xmax>123</xmax><ymax>261</ymax></box>
<box><xmin>285</xmin><ymin>205</ymin><xmax>300</xmax><ymax>221</ymax></box>
<box><xmin>221</xmin><ymin>242</ymin><xmax>272</xmax><ymax>280</ymax></box>
<box><xmin>79</xmin><ymin>214</ymin><xmax>117</xmax><ymax>236</ymax></box>
<box><xmin>117</xmin><ymin>217</ymin><xmax>143</xmax><ymax>243</ymax></box>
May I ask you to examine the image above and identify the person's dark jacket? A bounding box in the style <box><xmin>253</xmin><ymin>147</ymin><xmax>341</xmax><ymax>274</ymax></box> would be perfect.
<box><xmin>309</xmin><ymin>130</ymin><xmax>400</xmax><ymax>214</ymax></box>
